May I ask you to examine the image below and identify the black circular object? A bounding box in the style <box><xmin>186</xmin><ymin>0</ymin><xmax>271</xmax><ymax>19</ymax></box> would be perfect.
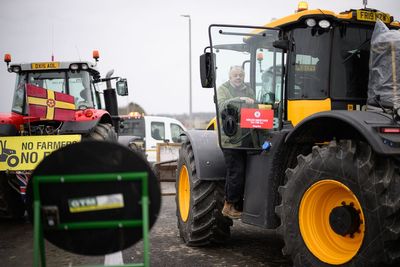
<box><xmin>221</xmin><ymin>105</ymin><xmax>239</xmax><ymax>137</ymax></box>
<box><xmin>26</xmin><ymin>141</ymin><xmax>161</xmax><ymax>256</ymax></box>
<box><xmin>329</xmin><ymin>205</ymin><xmax>361</xmax><ymax>237</ymax></box>
<box><xmin>223</xmin><ymin>115</ymin><xmax>237</xmax><ymax>137</ymax></box>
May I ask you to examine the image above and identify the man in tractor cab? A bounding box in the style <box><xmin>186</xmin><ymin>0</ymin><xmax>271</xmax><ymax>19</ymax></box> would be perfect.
<box><xmin>217</xmin><ymin>65</ymin><xmax>255</xmax><ymax>219</ymax></box>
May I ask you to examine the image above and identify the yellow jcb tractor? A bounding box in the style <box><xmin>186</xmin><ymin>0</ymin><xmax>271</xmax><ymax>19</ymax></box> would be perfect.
<box><xmin>176</xmin><ymin>2</ymin><xmax>400</xmax><ymax>266</ymax></box>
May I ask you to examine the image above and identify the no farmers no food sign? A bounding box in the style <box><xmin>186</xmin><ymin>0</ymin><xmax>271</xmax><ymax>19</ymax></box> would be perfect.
<box><xmin>0</xmin><ymin>135</ymin><xmax>81</xmax><ymax>171</ymax></box>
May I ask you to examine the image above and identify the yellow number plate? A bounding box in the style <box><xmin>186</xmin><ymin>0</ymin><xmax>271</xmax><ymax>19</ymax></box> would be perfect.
<box><xmin>356</xmin><ymin>10</ymin><xmax>391</xmax><ymax>24</ymax></box>
<box><xmin>31</xmin><ymin>62</ymin><xmax>60</xmax><ymax>70</ymax></box>
<box><xmin>0</xmin><ymin>135</ymin><xmax>81</xmax><ymax>171</ymax></box>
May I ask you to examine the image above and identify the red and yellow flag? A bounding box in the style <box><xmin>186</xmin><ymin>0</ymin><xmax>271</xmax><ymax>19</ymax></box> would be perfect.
<box><xmin>26</xmin><ymin>84</ymin><xmax>76</xmax><ymax>121</ymax></box>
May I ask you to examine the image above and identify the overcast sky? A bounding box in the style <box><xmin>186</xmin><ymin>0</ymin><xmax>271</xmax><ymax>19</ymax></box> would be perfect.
<box><xmin>0</xmin><ymin>0</ymin><xmax>399</xmax><ymax>115</ymax></box>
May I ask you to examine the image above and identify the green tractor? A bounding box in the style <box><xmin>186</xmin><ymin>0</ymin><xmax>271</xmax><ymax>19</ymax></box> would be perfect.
<box><xmin>176</xmin><ymin>2</ymin><xmax>400</xmax><ymax>266</ymax></box>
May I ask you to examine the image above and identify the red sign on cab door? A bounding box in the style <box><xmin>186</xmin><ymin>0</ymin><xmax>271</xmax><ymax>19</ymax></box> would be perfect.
<box><xmin>240</xmin><ymin>108</ymin><xmax>274</xmax><ymax>129</ymax></box>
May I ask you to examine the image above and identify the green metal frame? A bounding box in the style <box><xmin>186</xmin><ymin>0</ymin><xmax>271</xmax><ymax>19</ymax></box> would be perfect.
<box><xmin>33</xmin><ymin>172</ymin><xmax>150</xmax><ymax>267</ymax></box>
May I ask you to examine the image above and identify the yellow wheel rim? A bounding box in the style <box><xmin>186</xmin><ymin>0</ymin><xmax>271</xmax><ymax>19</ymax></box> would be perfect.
<box><xmin>299</xmin><ymin>179</ymin><xmax>365</xmax><ymax>265</ymax></box>
<box><xmin>178</xmin><ymin>164</ymin><xmax>190</xmax><ymax>222</ymax></box>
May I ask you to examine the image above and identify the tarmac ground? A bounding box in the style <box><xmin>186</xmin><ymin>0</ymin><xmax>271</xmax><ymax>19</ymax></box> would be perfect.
<box><xmin>0</xmin><ymin>182</ymin><xmax>292</xmax><ymax>267</ymax></box>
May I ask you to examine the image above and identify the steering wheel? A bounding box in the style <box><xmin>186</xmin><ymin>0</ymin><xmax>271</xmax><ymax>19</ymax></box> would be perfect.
<box><xmin>220</xmin><ymin>104</ymin><xmax>239</xmax><ymax>137</ymax></box>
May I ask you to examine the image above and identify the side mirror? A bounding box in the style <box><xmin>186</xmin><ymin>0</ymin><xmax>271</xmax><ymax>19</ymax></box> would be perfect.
<box><xmin>116</xmin><ymin>78</ymin><xmax>128</xmax><ymax>96</ymax></box>
<box><xmin>200</xmin><ymin>52</ymin><xmax>215</xmax><ymax>88</ymax></box>
<box><xmin>273</xmin><ymin>40</ymin><xmax>290</xmax><ymax>51</ymax></box>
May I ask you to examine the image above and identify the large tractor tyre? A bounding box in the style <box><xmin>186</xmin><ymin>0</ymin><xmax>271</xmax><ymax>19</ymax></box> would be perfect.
<box><xmin>175</xmin><ymin>140</ymin><xmax>232</xmax><ymax>246</ymax></box>
<box><xmin>276</xmin><ymin>140</ymin><xmax>400</xmax><ymax>267</ymax></box>
<box><xmin>0</xmin><ymin>174</ymin><xmax>25</xmax><ymax>219</ymax></box>
<box><xmin>86</xmin><ymin>123</ymin><xmax>117</xmax><ymax>142</ymax></box>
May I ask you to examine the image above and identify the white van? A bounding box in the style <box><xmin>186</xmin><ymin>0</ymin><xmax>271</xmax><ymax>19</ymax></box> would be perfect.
<box><xmin>118</xmin><ymin>114</ymin><xmax>186</xmax><ymax>163</ymax></box>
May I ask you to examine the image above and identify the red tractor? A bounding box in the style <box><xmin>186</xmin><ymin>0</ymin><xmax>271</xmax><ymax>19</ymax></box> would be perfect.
<box><xmin>0</xmin><ymin>51</ymin><xmax>128</xmax><ymax>219</ymax></box>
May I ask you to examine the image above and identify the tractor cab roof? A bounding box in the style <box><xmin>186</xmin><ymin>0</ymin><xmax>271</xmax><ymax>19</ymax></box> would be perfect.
<box><xmin>264</xmin><ymin>5</ymin><xmax>399</xmax><ymax>30</ymax></box>
<box><xmin>8</xmin><ymin>61</ymin><xmax>100</xmax><ymax>75</ymax></box>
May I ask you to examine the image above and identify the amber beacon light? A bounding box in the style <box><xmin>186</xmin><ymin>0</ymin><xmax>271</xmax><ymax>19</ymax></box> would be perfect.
<box><xmin>92</xmin><ymin>50</ymin><xmax>100</xmax><ymax>62</ymax></box>
<box><xmin>297</xmin><ymin>1</ymin><xmax>309</xmax><ymax>12</ymax></box>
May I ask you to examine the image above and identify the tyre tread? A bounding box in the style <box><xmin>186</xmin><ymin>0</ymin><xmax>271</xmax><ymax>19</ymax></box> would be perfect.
<box><xmin>277</xmin><ymin>140</ymin><xmax>400</xmax><ymax>266</ymax></box>
<box><xmin>176</xmin><ymin>139</ymin><xmax>231</xmax><ymax>246</ymax></box>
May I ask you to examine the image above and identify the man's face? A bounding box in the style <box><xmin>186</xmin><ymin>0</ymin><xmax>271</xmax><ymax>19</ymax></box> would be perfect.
<box><xmin>229</xmin><ymin>69</ymin><xmax>245</xmax><ymax>88</ymax></box>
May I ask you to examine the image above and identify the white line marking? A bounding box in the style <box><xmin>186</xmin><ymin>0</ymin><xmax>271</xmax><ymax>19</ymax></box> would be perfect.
<box><xmin>104</xmin><ymin>251</ymin><xmax>124</xmax><ymax>265</ymax></box>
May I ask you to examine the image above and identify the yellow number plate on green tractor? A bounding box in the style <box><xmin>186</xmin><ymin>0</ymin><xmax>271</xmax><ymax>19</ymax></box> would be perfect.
<box><xmin>0</xmin><ymin>135</ymin><xmax>81</xmax><ymax>171</ymax></box>
<box><xmin>356</xmin><ymin>10</ymin><xmax>391</xmax><ymax>24</ymax></box>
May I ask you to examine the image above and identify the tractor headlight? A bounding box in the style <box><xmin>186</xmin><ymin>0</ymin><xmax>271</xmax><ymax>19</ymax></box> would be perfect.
<box><xmin>318</xmin><ymin>20</ymin><xmax>331</xmax><ymax>29</ymax></box>
<box><xmin>81</xmin><ymin>63</ymin><xmax>88</xmax><ymax>70</ymax></box>
<box><xmin>305</xmin><ymin>18</ymin><xmax>316</xmax><ymax>27</ymax></box>
<box><xmin>70</xmin><ymin>63</ymin><xmax>79</xmax><ymax>70</ymax></box>
<box><xmin>10</xmin><ymin>66</ymin><xmax>21</xmax><ymax>73</ymax></box>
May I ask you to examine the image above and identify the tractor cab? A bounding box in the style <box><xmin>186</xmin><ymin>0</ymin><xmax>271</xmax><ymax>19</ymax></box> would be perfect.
<box><xmin>9</xmin><ymin>61</ymin><xmax>100</xmax><ymax>114</ymax></box>
<box><xmin>201</xmin><ymin>4</ymin><xmax>400</xmax><ymax>151</ymax></box>
<box><xmin>4</xmin><ymin>51</ymin><xmax>128</xmax><ymax>118</ymax></box>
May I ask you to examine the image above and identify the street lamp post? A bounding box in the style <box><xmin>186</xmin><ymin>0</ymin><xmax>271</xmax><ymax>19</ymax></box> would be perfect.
<box><xmin>181</xmin><ymin>14</ymin><xmax>192</xmax><ymax>127</ymax></box>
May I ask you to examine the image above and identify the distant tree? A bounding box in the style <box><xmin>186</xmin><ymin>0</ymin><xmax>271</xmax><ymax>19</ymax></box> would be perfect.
<box><xmin>118</xmin><ymin>102</ymin><xmax>146</xmax><ymax>115</ymax></box>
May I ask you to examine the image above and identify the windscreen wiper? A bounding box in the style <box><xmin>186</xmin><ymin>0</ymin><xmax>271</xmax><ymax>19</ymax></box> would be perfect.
<box><xmin>342</xmin><ymin>38</ymin><xmax>371</xmax><ymax>64</ymax></box>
